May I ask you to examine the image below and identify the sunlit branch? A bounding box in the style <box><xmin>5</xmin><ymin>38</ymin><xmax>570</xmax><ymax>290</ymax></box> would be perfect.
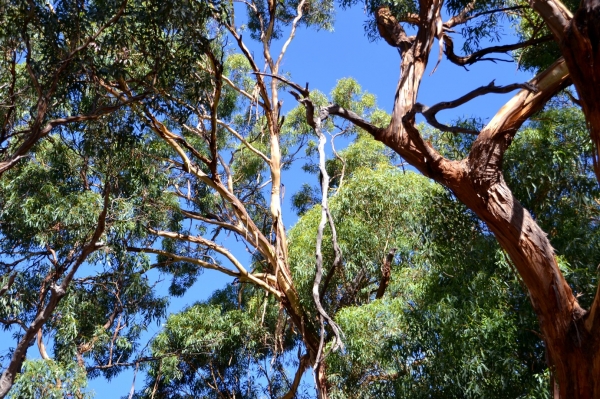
<box><xmin>179</xmin><ymin>209</ymin><xmax>254</xmax><ymax>243</ymax></box>
<box><xmin>192</xmin><ymin>118</ymin><xmax>271</xmax><ymax>165</ymax></box>
<box><xmin>307</xmin><ymin>103</ymin><xmax>345</xmax><ymax>364</ymax></box>
<box><xmin>479</xmin><ymin>57</ymin><xmax>570</xmax><ymax>143</ymax></box>
<box><xmin>275</xmin><ymin>0</ymin><xmax>307</xmax><ymax>70</ymax></box>
<box><xmin>221</xmin><ymin>74</ymin><xmax>265</xmax><ymax>107</ymax></box>
<box><xmin>223</xmin><ymin>24</ymin><xmax>272</xmax><ymax>110</ymax></box>
<box><xmin>128</xmin><ymin>246</ymin><xmax>239</xmax><ymax>278</ymax></box>
<box><xmin>160</xmin><ymin>155</ymin><xmax>277</xmax><ymax>268</ymax></box>
<box><xmin>145</xmin><ymin>229</ymin><xmax>281</xmax><ymax>297</ymax></box>
<box><xmin>443</xmin><ymin>0</ymin><xmax>476</xmax><ymax>28</ymax></box>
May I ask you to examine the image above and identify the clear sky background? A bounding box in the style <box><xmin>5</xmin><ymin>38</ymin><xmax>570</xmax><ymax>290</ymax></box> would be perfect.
<box><xmin>83</xmin><ymin>3</ymin><xmax>534</xmax><ymax>397</ymax></box>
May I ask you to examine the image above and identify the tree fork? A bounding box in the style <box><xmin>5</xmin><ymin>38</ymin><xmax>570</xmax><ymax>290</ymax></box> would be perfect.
<box><xmin>329</xmin><ymin>2</ymin><xmax>600</xmax><ymax>397</ymax></box>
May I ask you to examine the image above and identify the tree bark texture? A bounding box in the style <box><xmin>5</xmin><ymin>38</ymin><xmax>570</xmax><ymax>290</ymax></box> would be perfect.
<box><xmin>325</xmin><ymin>1</ymin><xmax>600</xmax><ymax>397</ymax></box>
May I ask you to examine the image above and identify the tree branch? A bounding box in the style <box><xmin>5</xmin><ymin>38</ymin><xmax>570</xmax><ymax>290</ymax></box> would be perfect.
<box><xmin>443</xmin><ymin>34</ymin><xmax>553</xmax><ymax>67</ymax></box>
<box><xmin>415</xmin><ymin>81</ymin><xmax>539</xmax><ymax>135</ymax></box>
<box><xmin>444</xmin><ymin>4</ymin><xmax>527</xmax><ymax>28</ymax></box>
<box><xmin>0</xmin><ymin>182</ymin><xmax>111</xmax><ymax>398</ymax></box>
<box><xmin>0</xmin><ymin>273</ymin><xmax>16</xmax><ymax>297</ymax></box>
<box><xmin>310</xmin><ymin>102</ymin><xmax>344</xmax><ymax>365</ymax></box>
<box><xmin>375</xmin><ymin>248</ymin><xmax>397</xmax><ymax>299</ymax></box>
<box><xmin>281</xmin><ymin>354</ymin><xmax>310</xmax><ymax>399</ymax></box>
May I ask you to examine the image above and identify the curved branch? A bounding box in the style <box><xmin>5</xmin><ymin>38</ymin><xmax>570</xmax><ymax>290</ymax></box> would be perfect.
<box><xmin>443</xmin><ymin>34</ymin><xmax>552</xmax><ymax>67</ymax></box>
<box><xmin>275</xmin><ymin>0</ymin><xmax>306</xmax><ymax>70</ymax></box>
<box><xmin>444</xmin><ymin>5</ymin><xmax>527</xmax><ymax>29</ymax></box>
<box><xmin>415</xmin><ymin>81</ymin><xmax>539</xmax><ymax>135</ymax></box>
<box><xmin>311</xmin><ymin>103</ymin><xmax>345</xmax><ymax>365</ymax></box>
<box><xmin>326</xmin><ymin>105</ymin><xmax>384</xmax><ymax>136</ymax></box>
<box><xmin>281</xmin><ymin>354</ymin><xmax>310</xmax><ymax>399</ymax></box>
<box><xmin>128</xmin><ymin>246</ymin><xmax>237</xmax><ymax>277</ymax></box>
<box><xmin>145</xmin><ymin>229</ymin><xmax>282</xmax><ymax>297</ymax></box>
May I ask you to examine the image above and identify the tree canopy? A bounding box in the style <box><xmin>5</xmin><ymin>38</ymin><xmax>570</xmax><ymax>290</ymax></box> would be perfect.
<box><xmin>1</xmin><ymin>0</ymin><xmax>600</xmax><ymax>398</ymax></box>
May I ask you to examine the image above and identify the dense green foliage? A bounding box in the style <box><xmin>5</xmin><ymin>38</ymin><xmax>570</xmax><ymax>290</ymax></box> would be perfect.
<box><xmin>0</xmin><ymin>0</ymin><xmax>598</xmax><ymax>398</ymax></box>
<box><xmin>137</xmin><ymin>103</ymin><xmax>598</xmax><ymax>398</ymax></box>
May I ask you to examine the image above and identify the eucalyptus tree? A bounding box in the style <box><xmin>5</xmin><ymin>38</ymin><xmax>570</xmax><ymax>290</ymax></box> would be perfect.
<box><xmin>0</xmin><ymin>1</ymin><xmax>233</xmax><ymax>396</ymax></box>
<box><xmin>96</xmin><ymin>0</ymin><xmax>600</xmax><ymax>396</ymax></box>
<box><xmin>95</xmin><ymin>0</ymin><xmax>358</xmax><ymax>396</ymax></box>
<box><xmin>0</xmin><ymin>109</ymin><xmax>177</xmax><ymax>398</ymax></box>
<box><xmin>276</xmin><ymin>0</ymin><xmax>600</xmax><ymax>397</ymax></box>
<box><xmin>0</xmin><ymin>0</ymin><xmax>150</xmax><ymax>176</ymax></box>
<box><xmin>135</xmin><ymin>100</ymin><xmax>599</xmax><ymax>398</ymax></box>
<box><xmin>3</xmin><ymin>0</ymin><xmax>600</xmax><ymax>397</ymax></box>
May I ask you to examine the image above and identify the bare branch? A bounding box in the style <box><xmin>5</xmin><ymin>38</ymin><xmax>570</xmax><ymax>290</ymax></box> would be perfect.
<box><xmin>275</xmin><ymin>0</ymin><xmax>307</xmax><ymax>70</ymax></box>
<box><xmin>415</xmin><ymin>80</ymin><xmax>539</xmax><ymax>135</ymax></box>
<box><xmin>128</xmin><ymin>246</ymin><xmax>238</xmax><ymax>278</ymax></box>
<box><xmin>143</xmin><ymin>229</ymin><xmax>283</xmax><ymax>297</ymax></box>
<box><xmin>443</xmin><ymin>0</ymin><xmax>476</xmax><ymax>28</ymax></box>
<box><xmin>444</xmin><ymin>5</ymin><xmax>527</xmax><ymax>28</ymax></box>
<box><xmin>309</xmin><ymin>102</ymin><xmax>345</xmax><ymax>365</ymax></box>
<box><xmin>326</xmin><ymin>105</ymin><xmax>384</xmax><ymax>136</ymax></box>
<box><xmin>221</xmin><ymin>74</ymin><xmax>265</xmax><ymax>107</ymax></box>
<box><xmin>223</xmin><ymin>24</ymin><xmax>272</xmax><ymax>110</ymax></box>
<box><xmin>443</xmin><ymin>34</ymin><xmax>552</xmax><ymax>67</ymax></box>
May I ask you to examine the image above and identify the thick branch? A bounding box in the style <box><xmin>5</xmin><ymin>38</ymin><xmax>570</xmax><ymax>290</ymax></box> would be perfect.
<box><xmin>558</xmin><ymin>0</ymin><xmax>600</xmax><ymax>189</ymax></box>
<box><xmin>375</xmin><ymin>7</ymin><xmax>415</xmax><ymax>52</ymax></box>
<box><xmin>0</xmin><ymin>273</ymin><xmax>16</xmax><ymax>297</ymax></box>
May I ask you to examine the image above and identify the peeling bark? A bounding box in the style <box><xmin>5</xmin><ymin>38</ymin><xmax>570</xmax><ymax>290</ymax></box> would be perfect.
<box><xmin>325</xmin><ymin>1</ymin><xmax>600</xmax><ymax>397</ymax></box>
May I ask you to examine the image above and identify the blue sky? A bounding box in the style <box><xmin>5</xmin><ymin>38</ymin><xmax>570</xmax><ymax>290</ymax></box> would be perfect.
<box><xmin>83</xmin><ymin>4</ymin><xmax>533</xmax><ymax>397</ymax></box>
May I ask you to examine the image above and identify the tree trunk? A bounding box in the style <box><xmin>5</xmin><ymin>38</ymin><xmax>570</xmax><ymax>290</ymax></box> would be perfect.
<box><xmin>315</xmin><ymin>361</ymin><xmax>329</xmax><ymax>399</ymax></box>
<box><xmin>327</xmin><ymin>2</ymin><xmax>600</xmax><ymax>396</ymax></box>
<box><xmin>446</xmin><ymin>173</ymin><xmax>600</xmax><ymax>399</ymax></box>
<box><xmin>550</xmin><ymin>0</ymin><xmax>600</xmax><ymax>182</ymax></box>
